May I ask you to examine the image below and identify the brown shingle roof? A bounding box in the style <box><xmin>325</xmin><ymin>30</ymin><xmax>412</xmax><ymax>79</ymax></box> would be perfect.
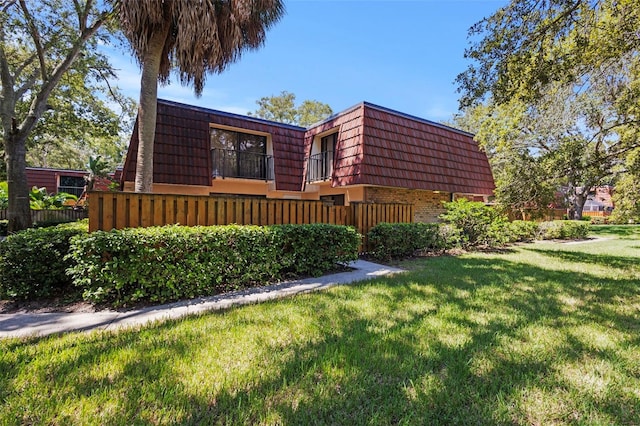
<box><xmin>122</xmin><ymin>99</ymin><xmax>494</xmax><ymax>196</ymax></box>
<box><xmin>303</xmin><ymin>102</ymin><xmax>494</xmax><ymax>195</ymax></box>
<box><xmin>123</xmin><ymin>99</ymin><xmax>307</xmax><ymax>191</ymax></box>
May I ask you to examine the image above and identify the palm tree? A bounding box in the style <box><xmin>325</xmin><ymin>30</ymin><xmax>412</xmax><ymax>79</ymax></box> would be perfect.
<box><xmin>118</xmin><ymin>0</ymin><xmax>285</xmax><ymax>193</ymax></box>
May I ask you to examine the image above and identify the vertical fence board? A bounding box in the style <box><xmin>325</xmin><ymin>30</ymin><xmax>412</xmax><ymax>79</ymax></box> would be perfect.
<box><xmin>102</xmin><ymin>194</ymin><xmax>114</xmax><ymax>231</ymax></box>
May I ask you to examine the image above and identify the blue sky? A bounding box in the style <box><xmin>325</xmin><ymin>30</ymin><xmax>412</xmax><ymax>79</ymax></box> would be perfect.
<box><xmin>106</xmin><ymin>0</ymin><xmax>506</xmax><ymax>123</ymax></box>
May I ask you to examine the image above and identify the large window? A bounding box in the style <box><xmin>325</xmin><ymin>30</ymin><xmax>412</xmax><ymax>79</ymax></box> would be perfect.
<box><xmin>307</xmin><ymin>133</ymin><xmax>337</xmax><ymax>182</ymax></box>
<box><xmin>58</xmin><ymin>175</ymin><xmax>85</xmax><ymax>197</ymax></box>
<box><xmin>210</xmin><ymin>128</ymin><xmax>271</xmax><ymax>180</ymax></box>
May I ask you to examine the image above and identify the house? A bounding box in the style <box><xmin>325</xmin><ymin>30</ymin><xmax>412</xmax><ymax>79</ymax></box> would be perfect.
<box><xmin>121</xmin><ymin>99</ymin><xmax>495</xmax><ymax>222</ymax></box>
<box><xmin>26</xmin><ymin>167</ymin><xmax>89</xmax><ymax>197</ymax></box>
<box><xmin>26</xmin><ymin>167</ymin><xmax>120</xmax><ymax>197</ymax></box>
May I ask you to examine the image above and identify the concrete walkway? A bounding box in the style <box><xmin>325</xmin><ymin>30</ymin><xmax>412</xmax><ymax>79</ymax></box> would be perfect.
<box><xmin>0</xmin><ymin>260</ymin><xmax>404</xmax><ymax>339</ymax></box>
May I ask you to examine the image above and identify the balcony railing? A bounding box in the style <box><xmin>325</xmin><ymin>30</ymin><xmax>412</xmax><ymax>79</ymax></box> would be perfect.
<box><xmin>211</xmin><ymin>148</ymin><xmax>274</xmax><ymax>181</ymax></box>
<box><xmin>306</xmin><ymin>151</ymin><xmax>334</xmax><ymax>183</ymax></box>
<box><xmin>57</xmin><ymin>186</ymin><xmax>85</xmax><ymax>197</ymax></box>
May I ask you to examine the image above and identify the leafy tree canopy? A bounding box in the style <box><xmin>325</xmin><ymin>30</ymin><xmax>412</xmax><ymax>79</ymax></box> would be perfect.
<box><xmin>248</xmin><ymin>91</ymin><xmax>333</xmax><ymax>127</ymax></box>
<box><xmin>455</xmin><ymin>0</ymin><xmax>639</xmax><ymax>220</ymax></box>
<box><xmin>0</xmin><ymin>0</ymin><xmax>130</xmax><ymax>230</ymax></box>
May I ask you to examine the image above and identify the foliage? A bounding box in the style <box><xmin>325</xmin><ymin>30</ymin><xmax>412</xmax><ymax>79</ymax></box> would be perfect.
<box><xmin>271</xmin><ymin>224</ymin><xmax>360</xmax><ymax>276</ymax></box>
<box><xmin>2</xmin><ymin>234</ymin><xmax>639</xmax><ymax>424</ymax></box>
<box><xmin>68</xmin><ymin>224</ymin><xmax>359</xmax><ymax>306</ymax></box>
<box><xmin>506</xmin><ymin>220</ymin><xmax>539</xmax><ymax>242</ymax></box>
<box><xmin>0</xmin><ymin>181</ymin><xmax>7</xmax><ymax>209</ymax></box>
<box><xmin>456</xmin><ymin>0</ymin><xmax>640</xmax><ymax>221</ymax></box>
<box><xmin>248</xmin><ymin>91</ymin><xmax>333</xmax><ymax>127</ymax></box>
<box><xmin>610</xmin><ymin>149</ymin><xmax>640</xmax><ymax>224</ymax></box>
<box><xmin>367</xmin><ymin>222</ymin><xmax>444</xmax><ymax>260</ymax></box>
<box><xmin>457</xmin><ymin>0</ymin><xmax>640</xmax><ymax>108</ymax></box>
<box><xmin>0</xmin><ymin>220</ymin><xmax>88</xmax><ymax>300</ymax></box>
<box><xmin>440</xmin><ymin>199</ymin><xmax>510</xmax><ymax>248</ymax></box>
<box><xmin>0</xmin><ymin>0</ymin><xmax>125</xmax><ymax>232</ymax></box>
<box><xmin>537</xmin><ymin>220</ymin><xmax>590</xmax><ymax>240</ymax></box>
<box><xmin>28</xmin><ymin>187</ymin><xmax>77</xmax><ymax>210</ymax></box>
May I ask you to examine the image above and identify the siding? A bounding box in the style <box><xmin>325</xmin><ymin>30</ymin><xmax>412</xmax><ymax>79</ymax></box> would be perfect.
<box><xmin>25</xmin><ymin>167</ymin><xmax>87</xmax><ymax>194</ymax></box>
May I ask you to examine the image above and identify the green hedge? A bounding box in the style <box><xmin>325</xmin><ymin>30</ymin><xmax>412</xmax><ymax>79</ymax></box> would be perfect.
<box><xmin>537</xmin><ymin>220</ymin><xmax>590</xmax><ymax>240</ymax></box>
<box><xmin>367</xmin><ymin>222</ymin><xmax>445</xmax><ymax>260</ymax></box>
<box><xmin>506</xmin><ymin>220</ymin><xmax>540</xmax><ymax>242</ymax></box>
<box><xmin>440</xmin><ymin>199</ymin><xmax>510</xmax><ymax>248</ymax></box>
<box><xmin>0</xmin><ymin>220</ymin><xmax>88</xmax><ymax>299</ymax></box>
<box><xmin>271</xmin><ymin>223</ymin><xmax>360</xmax><ymax>277</ymax></box>
<box><xmin>68</xmin><ymin>224</ymin><xmax>360</xmax><ymax>306</ymax></box>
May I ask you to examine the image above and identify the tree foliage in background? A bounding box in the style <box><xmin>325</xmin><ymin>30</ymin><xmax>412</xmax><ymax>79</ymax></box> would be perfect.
<box><xmin>456</xmin><ymin>0</ymin><xmax>640</xmax><ymax>219</ymax></box>
<box><xmin>118</xmin><ymin>0</ymin><xmax>285</xmax><ymax>193</ymax></box>
<box><xmin>0</xmin><ymin>0</ymin><xmax>124</xmax><ymax>232</ymax></box>
<box><xmin>248</xmin><ymin>90</ymin><xmax>333</xmax><ymax>127</ymax></box>
<box><xmin>610</xmin><ymin>148</ymin><xmax>640</xmax><ymax>223</ymax></box>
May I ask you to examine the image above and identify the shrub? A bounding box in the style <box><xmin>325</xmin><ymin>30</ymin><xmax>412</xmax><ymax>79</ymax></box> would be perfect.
<box><xmin>367</xmin><ymin>222</ymin><xmax>443</xmax><ymax>260</ymax></box>
<box><xmin>440</xmin><ymin>199</ymin><xmax>510</xmax><ymax>248</ymax></box>
<box><xmin>0</xmin><ymin>220</ymin><xmax>88</xmax><ymax>299</ymax></box>
<box><xmin>68</xmin><ymin>223</ymin><xmax>360</xmax><ymax>306</ymax></box>
<box><xmin>272</xmin><ymin>223</ymin><xmax>360</xmax><ymax>276</ymax></box>
<box><xmin>506</xmin><ymin>220</ymin><xmax>539</xmax><ymax>242</ymax></box>
<box><xmin>537</xmin><ymin>220</ymin><xmax>590</xmax><ymax>240</ymax></box>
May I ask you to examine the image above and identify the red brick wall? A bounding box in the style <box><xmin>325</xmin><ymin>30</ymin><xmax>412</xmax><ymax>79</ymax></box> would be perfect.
<box><xmin>364</xmin><ymin>186</ymin><xmax>451</xmax><ymax>223</ymax></box>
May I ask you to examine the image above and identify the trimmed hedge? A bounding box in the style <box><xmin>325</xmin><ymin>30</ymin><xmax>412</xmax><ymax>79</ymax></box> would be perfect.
<box><xmin>537</xmin><ymin>220</ymin><xmax>590</xmax><ymax>240</ymax></box>
<box><xmin>367</xmin><ymin>222</ymin><xmax>444</xmax><ymax>260</ymax></box>
<box><xmin>68</xmin><ymin>223</ymin><xmax>360</xmax><ymax>306</ymax></box>
<box><xmin>271</xmin><ymin>223</ymin><xmax>360</xmax><ymax>277</ymax></box>
<box><xmin>506</xmin><ymin>220</ymin><xmax>540</xmax><ymax>242</ymax></box>
<box><xmin>0</xmin><ymin>220</ymin><xmax>88</xmax><ymax>299</ymax></box>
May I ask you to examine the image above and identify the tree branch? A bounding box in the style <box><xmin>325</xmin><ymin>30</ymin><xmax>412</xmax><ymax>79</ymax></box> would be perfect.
<box><xmin>18</xmin><ymin>0</ymin><xmax>47</xmax><ymax>82</ymax></box>
<box><xmin>15</xmin><ymin>3</ymin><xmax>111</xmax><ymax>141</ymax></box>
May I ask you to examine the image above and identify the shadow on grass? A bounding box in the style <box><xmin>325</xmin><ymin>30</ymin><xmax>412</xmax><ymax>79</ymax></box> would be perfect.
<box><xmin>521</xmin><ymin>247</ymin><xmax>640</xmax><ymax>272</ymax></box>
<box><xmin>1</xmin><ymin>250</ymin><xmax>639</xmax><ymax>424</ymax></box>
<box><xmin>590</xmin><ymin>225</ymin><xmax>640</xmax><ymax>239</ymax></box>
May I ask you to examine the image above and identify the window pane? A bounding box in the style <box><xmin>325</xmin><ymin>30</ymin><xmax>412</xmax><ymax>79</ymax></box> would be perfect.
<box><xmin>238</xmin><ymin>133</ymin><xmax>266</xmax><ymax>154</ymax></box>
<box><xmin>210</xmin><ymin>128</ymin><xmax>237</xmax><ymax>151</ymax></box>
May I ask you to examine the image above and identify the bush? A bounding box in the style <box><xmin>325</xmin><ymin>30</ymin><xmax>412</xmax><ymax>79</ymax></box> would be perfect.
<box><xmin>0</xmin><ymin>220</ymin><xmax>88</xmax><ymax>299</ymax></box>
<box><xmin>272</xmin><ymin>224</ymin><xmax>360</xmax><ymax>276</ymax></box>
<box><xmin>537</xmin><ymin>220</ymin><xmax>590</xmax><ymax>240</ymax></box>
<box><xmin>440</xmin><ymin>199</ymin><xmax>510</xmax><ymax>248</ymax></box>
<box><xmin>506</xmin><ymin>220</ymin><xmax>539</xmax><ymax>242</ymax></box>
<box><xmin>367</xmin><ymin>222</ymin><xmax>443</xmax><ymax>260</ymax></box>
<box><xmin>68</xmin><ymin>223</ymin><xmax>360</xmax><ymax>306</ymax></box>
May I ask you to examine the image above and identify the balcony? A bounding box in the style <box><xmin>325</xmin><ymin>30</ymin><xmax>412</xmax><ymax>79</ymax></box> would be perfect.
<box><xmin>306</xmin><ymin>151</ymin><xmax>333</xmax><ymax>183</ymax></box>
<box><xmin>211</xmin><ymin>148</ymin><xmax>274</xmax><ymax>181</ymax></box>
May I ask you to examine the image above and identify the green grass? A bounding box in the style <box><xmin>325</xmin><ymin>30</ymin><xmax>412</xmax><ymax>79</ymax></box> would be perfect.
<box><xmin>1</xmin><ymin>226</ymin><xmax>639</xmax><ymax>424</ymax></box>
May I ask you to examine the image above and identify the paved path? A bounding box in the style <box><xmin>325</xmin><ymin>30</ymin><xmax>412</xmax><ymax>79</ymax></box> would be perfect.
<box><xmin>0</xmin><ymin>260</ymin><xmax>404</xmax><ymax>339</ymax></box>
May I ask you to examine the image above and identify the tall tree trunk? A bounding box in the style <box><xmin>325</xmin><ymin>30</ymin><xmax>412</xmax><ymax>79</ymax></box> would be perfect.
<box><xmin>134</xmin><ymin>27</ymin><xmax>168</xmax><ymax>193</ymax></box>
<box><xmin>5</xmin><ymin>129</ymin><xmax>32</xmax><ymax>232</ymax></box>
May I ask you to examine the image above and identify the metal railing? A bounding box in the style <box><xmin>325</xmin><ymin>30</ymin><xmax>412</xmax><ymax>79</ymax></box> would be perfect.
<box><xmin>57</xmin><ymin>186</ymin><xmax>85</xmax><ymax>197</ymax></box>
<box><xmin>306</xmin><ymin>151</ymin><xmax>334</xmax><ymax>183</ymax></box>
<box><xmin>211</xmin><ymin>148</ymin><xmax>274</xmax><ymax>181</ymax></box>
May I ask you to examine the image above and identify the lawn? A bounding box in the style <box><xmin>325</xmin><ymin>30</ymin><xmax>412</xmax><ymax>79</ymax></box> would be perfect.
<box><xmin>1</xmin><ymin>225</ymin><xmax>639</xmax><ymax>425</ymax></box>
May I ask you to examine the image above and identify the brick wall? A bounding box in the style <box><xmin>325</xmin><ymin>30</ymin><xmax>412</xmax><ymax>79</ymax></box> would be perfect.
<box><xmin>364</xmin><ymin>186</ymin><xmax>450</xmax><ymax>223</ymax></box>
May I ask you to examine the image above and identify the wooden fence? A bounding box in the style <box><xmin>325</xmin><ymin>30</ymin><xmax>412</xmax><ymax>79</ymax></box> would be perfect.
<box><xmin>0</xmin><ymin>209</ymin><xmax>87</xmax><ymax>223</ymax></box>
<box><xmin>88</xmin><ymin>192</ymin><xmax>414</xmax><ymax>250</ymax></box>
